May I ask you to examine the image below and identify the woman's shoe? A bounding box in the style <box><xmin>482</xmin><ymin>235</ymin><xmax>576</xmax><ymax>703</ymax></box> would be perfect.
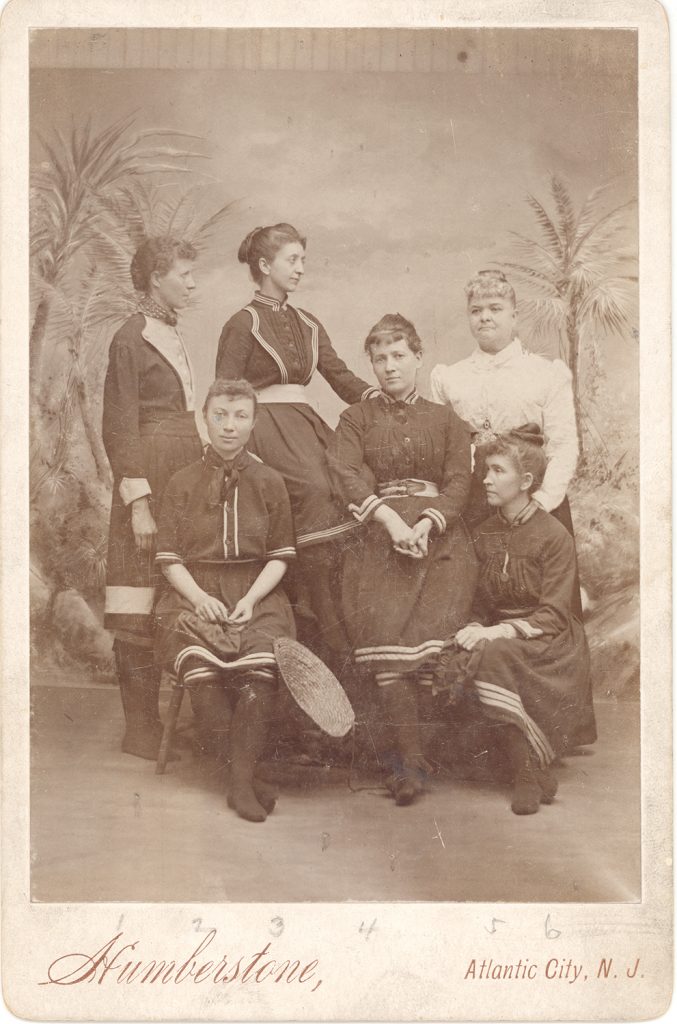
<box><xmin>511</xmin><ymin>777</ymin><xmax>541</xmax><ymax>815</ymax></box>
<box><xmin>228</xmin><ymin>780</ymin><xmax>268</xmax><ymax>822</ymax></box>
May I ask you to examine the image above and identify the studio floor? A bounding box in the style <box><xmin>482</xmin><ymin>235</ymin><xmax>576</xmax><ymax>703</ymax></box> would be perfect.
<box><xmin>30</xmin><ymin>685</ymin><xmax>641</xmax><ymax>903</ymax></box>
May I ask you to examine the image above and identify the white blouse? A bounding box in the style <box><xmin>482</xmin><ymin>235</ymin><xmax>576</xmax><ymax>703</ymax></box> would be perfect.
<box><xmin>430</xmin><ymin>339</ymin><xmax>578</xmax><ymax>512</ymax></box>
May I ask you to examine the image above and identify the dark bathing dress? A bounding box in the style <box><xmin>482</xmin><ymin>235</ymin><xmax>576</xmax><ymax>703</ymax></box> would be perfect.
<box><xmin>103</xmin><ymin>311</ymin><xmax>202</xmax><ymax>645</ymax></box>
<box><xmin>327</xmin><ymin>391</ymin><xmax>477</xmax><ymax>677</ymax></box>
<box><xmin>216</xmin><ymin>291</ymin><xmax>378</xmax><ymax>658</ymax></box>
<box><xmin>440</xmin><ymin>507</ymin><xmax>597</xmax><ymax>759</ymax></box>
<box><xmin>154</xmin><ymin>446</ymin><xmax>296</xmax><ymax>687</ymax></box>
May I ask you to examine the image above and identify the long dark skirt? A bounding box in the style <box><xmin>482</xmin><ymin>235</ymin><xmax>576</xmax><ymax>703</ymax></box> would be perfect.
<box><xmin>247</xmin><ymin>403</ymin><xmax>356</xmax><ymax>548</ymax></box>
<box><xmin>438</xmin><ymin>620</ymin><xmax>592</xmax><ymax>765</ymax></box>
<box><xmin>104</xmin><ymin>413</ymin><xmax>203</xmax><ymax>642</ymax></box>
<box><xmin>154</xmin><ymin>561</ymin><xmax>295</xmax><ymax>686</ymax></box>
<box><xmin>341</xmin><ymin>500</ymin><xmax>478</xmax><ymax>676</ymax></box>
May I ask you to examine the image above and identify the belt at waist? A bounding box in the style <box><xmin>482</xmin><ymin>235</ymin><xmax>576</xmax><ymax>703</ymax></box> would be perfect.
<box><xmin>377</xmin><ymin>478</ymin><xmax>440</xmax><ymax>498</ymax></box>
<box><xmin>256</xmin><ymin>383</ymin><xmax>308</xmax><ymax>404</ymax></box>
<box><xmin>139</xmin><ymin>412</ymin><xmax>199</xmax><ymax>437</ymax></box>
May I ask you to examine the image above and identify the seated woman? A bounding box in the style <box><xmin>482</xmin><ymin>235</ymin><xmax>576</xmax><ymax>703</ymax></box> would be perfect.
<box><xmin>153</xmin><ymin>379</ymin><xmax>296</xmax><ymax>823</ymax></box>
<box><xmin>327</xmin><ymin>314</ymin><xmax>476</xmax><ymax>807</ymax></box>
<box><xmin>438</xmin><ymin>424</ymin><xmax>593</xmax><ymax>816</ymax></box>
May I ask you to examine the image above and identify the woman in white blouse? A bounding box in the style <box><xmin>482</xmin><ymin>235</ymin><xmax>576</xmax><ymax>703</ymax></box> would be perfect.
<box><xmin>430</xmin><ymin>269</ymin><xmax>584</xmax><ymax>616</ymax></box>
<box><xmin>431</xmin><ymin>270</ymin><xmax>579</xmax><ymax>512</ymax></box>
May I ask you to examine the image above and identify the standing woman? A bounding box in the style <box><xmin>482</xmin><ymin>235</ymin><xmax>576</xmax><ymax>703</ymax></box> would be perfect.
<box><xmin>327</xmin><ymin>314</ymin><xmax>476</xmax><ymax>806</ymax></box>
<box><xmin>215</xmin><ymin>223</ymin><xmax>379</xmax><ymax>667</ymax></box>
<box><xmin>102</xmin><ymin>236</ymin><xmax>203</xmax><ymax>760</ymax></box>
<box><xmin>431</xmin><ymin>270</ymin><xmax>579</xmax><ymax>530</ymax></box>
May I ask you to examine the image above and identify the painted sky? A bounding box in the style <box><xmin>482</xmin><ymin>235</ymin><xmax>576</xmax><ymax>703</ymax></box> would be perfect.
<box><xmin>31</xmin><ymin>29</ymin><xmax>638</xmax><ymax>427</ymax></box>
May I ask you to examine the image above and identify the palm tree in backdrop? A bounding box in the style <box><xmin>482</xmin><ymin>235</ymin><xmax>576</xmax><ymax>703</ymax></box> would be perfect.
<box><xmin>497</xmin><ymin>175</ymin><xmax>637</xmax><ymax>460</ymax></box>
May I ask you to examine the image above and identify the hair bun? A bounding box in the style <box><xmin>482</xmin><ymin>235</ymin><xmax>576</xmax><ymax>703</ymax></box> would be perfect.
<box><xmin>505</xmin><ymin>422</ymin><xmax>544</xmax><ymax>447</ymax></box>
<box><xmin>237</xmin><ymin>227</ymin><xmax>263</xmax><ymax>264</ymax></box>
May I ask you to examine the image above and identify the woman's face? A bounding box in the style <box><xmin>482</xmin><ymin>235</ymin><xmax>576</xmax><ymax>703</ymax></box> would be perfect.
<box><xmin>483</xmin><ymin>453</ymin><xmax>532</xmax><ymax>507</ymax></box>
<box><xmin>467</xmin><ymin>293</ymin><xmax>516</xmax><ymax>353</ymax></box>
<box><xmin>369</xmin><ymin>337</ymin><xmax>422</xmax><ymax>400</ymax></box>
<box><xmin>259</xmin><ymin>242</ymin><xmax>306</xmax><ymax>298</ymax></box>
<box><xmin>204</xmin><ymin>395</ymin><xmax>256</xmax><ymax>459</ymax></box>
<box><xmin>150</xmin><ymin>257</ymin><xmax>196</xmax><ymax>311</ymax></box>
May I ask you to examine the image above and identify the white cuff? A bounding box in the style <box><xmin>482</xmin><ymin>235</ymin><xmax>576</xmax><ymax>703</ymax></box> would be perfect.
<box><xmin>120</xmin><ymin>478</ymin><xmax>152</xmax><ymax>505</ymax></box>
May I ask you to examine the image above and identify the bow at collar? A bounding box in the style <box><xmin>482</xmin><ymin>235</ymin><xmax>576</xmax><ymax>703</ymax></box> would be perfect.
<box><xmin>203</xmin><ymin>445</ymin><xmax>251</xmax><ymax>507</ymax></box>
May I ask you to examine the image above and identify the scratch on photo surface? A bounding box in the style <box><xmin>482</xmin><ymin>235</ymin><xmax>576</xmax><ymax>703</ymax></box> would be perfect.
<box><xmin>432</xmin><ymin>818</ymin><xmax>445</xmax><ymax>848</ymax></box>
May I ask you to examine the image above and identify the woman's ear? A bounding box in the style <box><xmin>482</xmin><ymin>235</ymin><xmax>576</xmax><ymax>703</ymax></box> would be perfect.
<box><xmin>520</xmin><ymin>471</ymin><xmax>534</xmax><ymax>493</ymax></box>
<box><xmin>258</xmin><ymin>257</ymin><xmax>270</xmax><ymax>278</ymax></box>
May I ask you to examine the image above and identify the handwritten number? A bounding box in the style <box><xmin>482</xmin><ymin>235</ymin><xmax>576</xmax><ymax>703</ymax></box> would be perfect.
<box><xmin>192</xmin><ymin>917</ymin><xmax>213</xmax><ymax>934</ymax></box>
<box><xmin>359</xmin><ymin>919</ymin><xmax>377</xmax><ymax>940</ymax></box>
<box><xmin>545</xmin><ymin>914</ymin><xmax>561</xmax><ymax>939</ymax></box>
<box><xmin>270</xmin><ymin>916</ymin><xmax>284</xmax><ymax>938</ymax></box>
<box><xmin>485</xmin><ymin>917</ymin><xmax>506</xmax><ymax>934</ymax></box>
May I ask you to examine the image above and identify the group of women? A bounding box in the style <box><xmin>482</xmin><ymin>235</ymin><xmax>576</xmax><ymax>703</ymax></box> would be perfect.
<box><xmin>102</xmin><ymin>225</ymin><xmax>596</xmax><ymax>824</ymax></box>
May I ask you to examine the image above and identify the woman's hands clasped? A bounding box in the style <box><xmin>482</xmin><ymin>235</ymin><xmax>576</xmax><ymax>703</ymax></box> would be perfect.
<box><xmin>378</xmin><ymin>506</ymin><xmax>432</xmax><ymax>559</ymax></box>
<box><xmin>192</xmin><ymin>593</ymin><xmax>255</xmax><ymax>626</ymax></box>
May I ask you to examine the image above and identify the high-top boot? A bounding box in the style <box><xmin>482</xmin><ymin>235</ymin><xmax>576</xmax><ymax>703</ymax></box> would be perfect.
<box><xmin>502</xmin><ymin>725</ymin><xmax>541</xmax><ymax>814</ymax></box>
<box><xmin>378</xmin><ymin>676</ymin><xmax>430</xmax><ymax>806</ymax></box>
<box><xmin>114</xmin><ymin>640</ymin><xmax>179</xmax><ymax>761</ymax></box>
<box><xmin>190</xmin><ymin>683</ymin><xmax>232</xmax><ymax>761</ymax></box>
<box><xmin>227</xmin><ymin>677</ymin><xmax>277</xmax><ymax>822</ymax></box>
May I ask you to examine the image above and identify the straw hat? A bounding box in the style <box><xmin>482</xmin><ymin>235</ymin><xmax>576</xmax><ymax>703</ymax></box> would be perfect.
<box><xmin>273</xmin><ymin>637</ymin><xmax>355</xmax><ymax>738</ymax></box>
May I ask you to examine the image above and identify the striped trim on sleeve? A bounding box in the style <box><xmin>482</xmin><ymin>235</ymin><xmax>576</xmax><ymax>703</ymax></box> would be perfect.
<box><xmin>420</xmin><ymin>508</ymin><xmax>447</xmax><ymax>534</ymax></box>
<box><xmin>361</xmin><ymin>386</ymin><xmax>381</xmax><ymax>401</ymax></box>
<box><xmin>266</xmin><ymin>546</ymin><xmax>297</xmax><ymax>560</ymax></box>
<box><xmin>155</xmin><ymin>551</ymin><xmax>184</xmax><ymax>566</ymax></box>
<box><xmin>348</xmin><ymin>493</ymin><xmax>383</xmax><ymax>523</ymax></box>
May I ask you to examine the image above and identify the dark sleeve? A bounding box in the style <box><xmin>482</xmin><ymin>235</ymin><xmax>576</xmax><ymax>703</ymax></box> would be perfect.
<box><xmin>215</xmin><ymin>312</ymin><xmax>255</xmax><ymax>379</ymax></box>
<box><xmin>265</xmin><ymin>473</ymin><xmax>297</xmax><ymax>561</ymax></box>
<box><xmin>314</xmin><ymin>317</ymin><xmax>379</xmax><ymax>404</ymax></box>
<box><xmin>154</xmin><ymin>474</ymin><xmax>187</xmax><ymax>567</ymax></box>
<box><xmin>504</xmin><ymin>526</ymin><xmax>576</xmax><ymax>639</ymax></box>
<box><xmin>326</xmin><ymin>406</ymin><xmax>383</xmax><ymax>523</ymax></box>
<box><xmin>418</xmin><ymin>409</ymin><xmax>472</xmax><ymax>535</ymax></box>
<box><xmin>102</xmin><ymin>328</ymin><xmax>147</xmax><ymax>481</ymax></box>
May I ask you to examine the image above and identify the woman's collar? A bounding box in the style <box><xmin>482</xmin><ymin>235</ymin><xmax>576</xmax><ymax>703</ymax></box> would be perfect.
<box><xmin>204</xmin><ymin>444</ymin><xmax>250</xmax><ymax>470</ymax></box>
<box><xmin>379</xmin><ymin>387</ymin><xmax>419</xmax><ymax>405</ymax></box>
<box><xmin>498</xmin><ymin>500</ymin><xmax>534</xmax><ymax>526</ymax></box>
<box><xmin>472</xmin><ymin>337</ymin><xmax>524</xmax><ymax>365</ymax></box>
<box><xmin>254</xmin><ymin>290</ymin><xmax>288</xmax><ymax>312</ymax></box>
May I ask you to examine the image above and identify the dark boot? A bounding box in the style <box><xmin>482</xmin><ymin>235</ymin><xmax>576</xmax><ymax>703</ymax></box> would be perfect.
<box><xmin>502</xmin><ymin>725</ymin><xmax>540</xmax><ymax>815</ymax></box>
<box><xmin>190</xmin><ymin>683</ymin><xmax>233</xmax><ymax>760</ymax></box>
<box><xmin>379</xmin><ymin>677</ymin><xmax>430</xmax><ymax>806</ymax></box>
<box><xmin>227</xmin><ymin>678</ymin><xmax>276</xmax><ymax>822</ymax></box>
<box><xmin>114</xmin><ymin>640</ymin><xmax>179</xmax><ymax>762</ymax></box>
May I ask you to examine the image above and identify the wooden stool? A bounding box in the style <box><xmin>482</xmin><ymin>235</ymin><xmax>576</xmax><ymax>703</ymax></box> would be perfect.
<box><xmin>156</xmin><ymin>679</ymin><xmax>186</xmax><ymax>774</ymax></box>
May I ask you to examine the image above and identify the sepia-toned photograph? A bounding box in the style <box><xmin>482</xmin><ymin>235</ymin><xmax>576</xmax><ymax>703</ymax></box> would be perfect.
<box><xmin>1</xmin><ymin>2</ymin><xmax>671</xmax><ymax>1020</ymax></box>
<box><xmin>27</xmin><ymin>24</ymin><xmax>640</xmax><ymax>904</ymax></box>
